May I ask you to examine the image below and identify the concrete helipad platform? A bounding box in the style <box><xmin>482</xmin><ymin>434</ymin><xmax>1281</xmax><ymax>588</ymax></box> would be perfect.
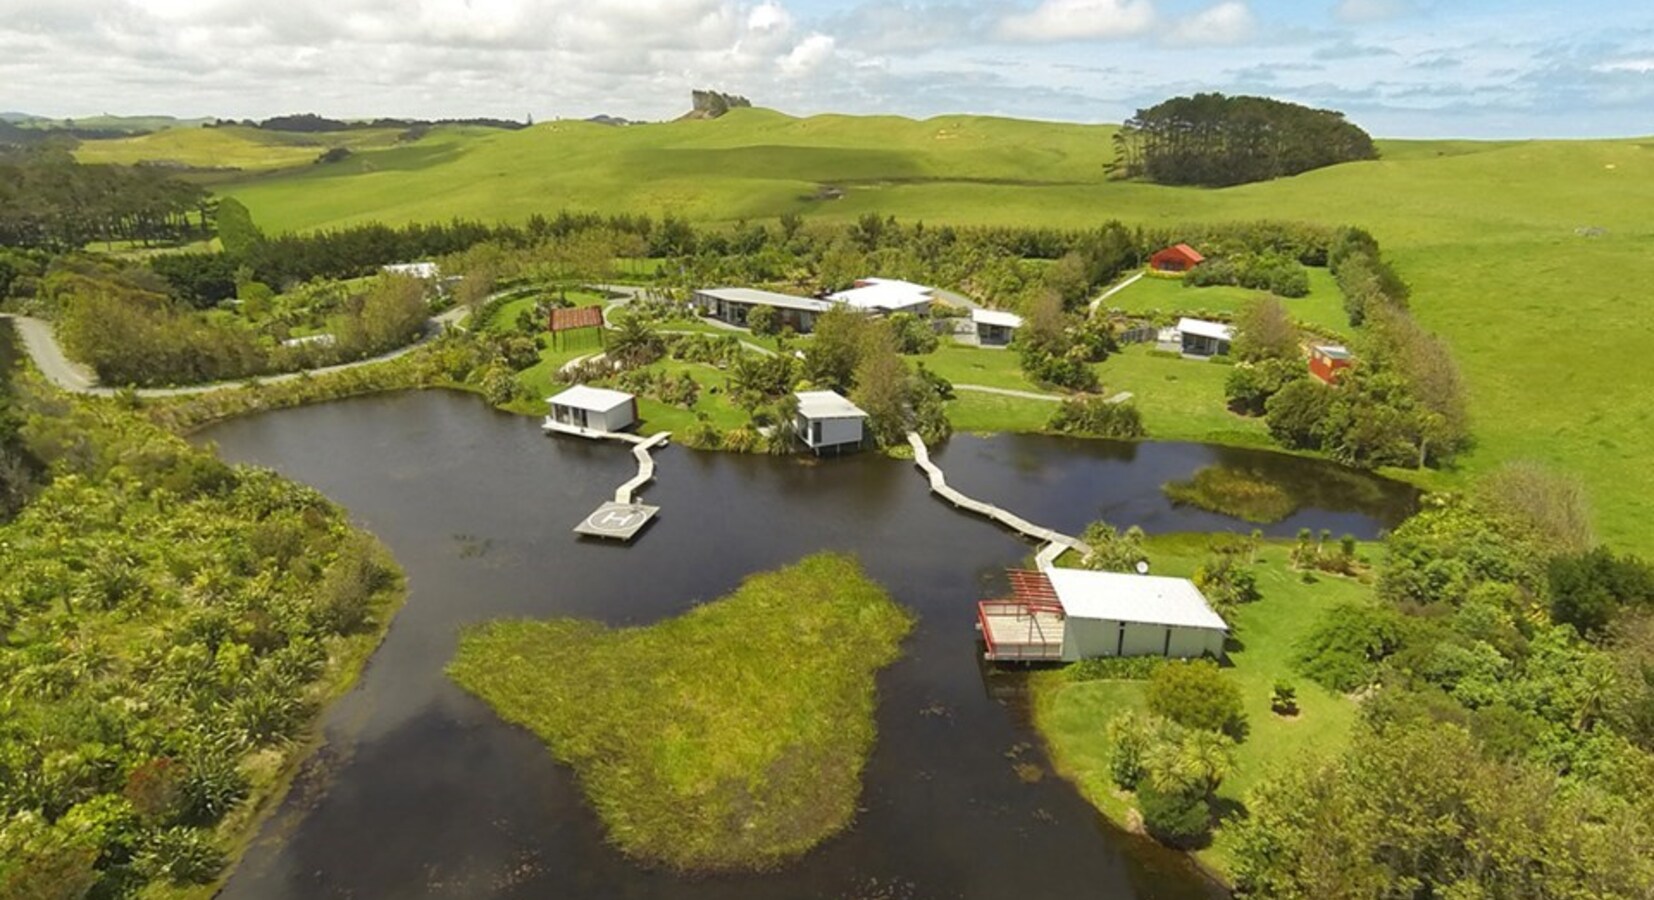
<box><xmin>573</xmin><ymin>501</ymin><xmax>659</xmax><ymax>541</ymax></box>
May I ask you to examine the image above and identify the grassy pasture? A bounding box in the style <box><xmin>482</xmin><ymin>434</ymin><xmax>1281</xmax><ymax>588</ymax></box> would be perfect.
<box><xmin>202</xmin><ymin>110</ymin><xmax>1654</xmax><ymax>551</ymax></box>
<box><xmin>76</xmin><ymin>125</ymin><xmax>412</xmax><ymax>171</ymax></box>
<box><xmin>447</xmin><ymin>553</ymin><xmax>912</xmax><ymax>871</ymax></box>
<box><xmin>1030</xmin><ymin>533</ymin><xmax>1376</xmax><ymax>876</ymax></box>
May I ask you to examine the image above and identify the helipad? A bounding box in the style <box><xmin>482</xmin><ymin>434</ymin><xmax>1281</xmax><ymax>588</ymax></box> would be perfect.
<box><xmin>574</xmin><ymin>501</ymin><xmax>659</xmax><ymax>541</ymax></box>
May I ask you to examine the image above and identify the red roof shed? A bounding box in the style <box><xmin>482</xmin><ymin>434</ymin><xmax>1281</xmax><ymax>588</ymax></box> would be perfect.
<box><xmin>1150</xmin><ymin>244</ymin><xmax>1205</xmax><ymax>272</ymax></box>
<box><xmin>1309</xmin><ymin>344</ymin><xmax>1354</xmax><ymax>384</ymax></box>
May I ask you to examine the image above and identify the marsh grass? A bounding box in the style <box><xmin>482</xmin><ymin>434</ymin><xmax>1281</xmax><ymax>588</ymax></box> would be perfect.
<box><xmin>1163</xmin><ymin>465</ymin><xmax>1300</xmax><ymax>523</ymax></box>
<box><xmin>447</xmin><ymin>553</ymin><xmax>913</xmax><ymax>872</ymax></box>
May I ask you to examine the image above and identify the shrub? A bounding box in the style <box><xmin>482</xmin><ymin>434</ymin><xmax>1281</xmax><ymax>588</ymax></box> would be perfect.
<box><xmin>135</xmin><ymin>827</ymin><xmax>224</xmax><ymax>886</ymax></box>
<box><xmin>887</xmin><ymin>312</ymin><xmax>939</xmax><ymax>354</ymax></box>
<box><xmin>1105</xmin><ymin>711</ymin><xmax>1156</xmax><ymax>789</ymax></box>
<box><xmin>1295</xmin><ymin>602</ymin><xmax>1407</xmax><ymax>692</ymax></box>
<box><xmin>1270</xmin><ymin>681</ymin><xmax>1299</xmax><ymax>716</ymax></box>
<box><xmin>746</xmin><ymin>304</ymin><xmax>778</xmax><ymax>336</ymax></box>
<box><xmin>1049</xmin><ymin>397</ymin><xmax>1144</xmax><ymax>439</ymax></box>
<box><xmin>1137</xmin><ymin>785</ymin><xmax>1211</xmax><ymax>849</ymax></box>
<box><xmin>1145</xmin><ymin>660</ymin><xmax>1247</xmax><ymax>739</ymax></box>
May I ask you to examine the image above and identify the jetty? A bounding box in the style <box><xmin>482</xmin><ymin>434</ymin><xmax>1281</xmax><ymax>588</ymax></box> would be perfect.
<box><xmin>905</xmin><ymin>432</ymin><xmax>1091</xmax><ymax>567</ymax></box>
<box><xmin>565</xmin><ymin>430</ymin><xmax>670</xmax><ymax>542</ymax></box>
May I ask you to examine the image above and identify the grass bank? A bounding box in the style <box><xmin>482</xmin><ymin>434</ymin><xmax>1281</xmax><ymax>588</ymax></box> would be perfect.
<box><xmin>1029</xmin><ymin>533</ymin><xmax>1377</xmax><ymax>878</ymax></box>
<box><xmin>447</xmin><ymin>553</ymin><xmax>914</xmax><ymax>871</ymax></box>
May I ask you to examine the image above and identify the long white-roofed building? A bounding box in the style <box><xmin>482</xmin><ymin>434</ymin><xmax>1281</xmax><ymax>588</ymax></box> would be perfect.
<box><xmin>977</xmin><ymin>566</ymin><xmax>1229</xmax><ymax>662</ymax></box>
<box><xmin>692</xmin><ymin>287</ymin><xmax>836</xmax><ymax>333</ymax></box>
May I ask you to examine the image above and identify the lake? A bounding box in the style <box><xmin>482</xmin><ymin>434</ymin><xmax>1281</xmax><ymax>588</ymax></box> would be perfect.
<box><xmin>200</xmin><ymin>389</ymin><xmax>1414</xmax><ymax>899</ymax></box>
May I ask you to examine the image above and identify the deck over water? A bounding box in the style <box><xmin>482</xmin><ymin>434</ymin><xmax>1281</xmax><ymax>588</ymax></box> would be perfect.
<box><xmin>978</xmin><ymin>602</ymin><xmax>1066</xmax><ymax>661</ymax></box>
<box><xmin>906</xmin><ymin>432</ymin><xmax>1092</xmax><ymax>565</ymax></box>
<box><xmin>544</xmin><ymin>423</ymin><xmax>671</xmax><ymax>542</ymax></box>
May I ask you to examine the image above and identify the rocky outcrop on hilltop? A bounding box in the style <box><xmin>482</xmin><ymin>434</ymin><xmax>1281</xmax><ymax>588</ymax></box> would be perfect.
<box><xmin>680</xmin><ymin>90</ymin><xmax>751</xmax><ymax>120</ymax></box>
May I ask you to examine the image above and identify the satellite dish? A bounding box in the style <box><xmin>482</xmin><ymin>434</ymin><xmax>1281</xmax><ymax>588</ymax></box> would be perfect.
<box><xmin>1134</xmin><ymin>560</ymin><xmax>1150</xmax><ymax>575</ymax></box>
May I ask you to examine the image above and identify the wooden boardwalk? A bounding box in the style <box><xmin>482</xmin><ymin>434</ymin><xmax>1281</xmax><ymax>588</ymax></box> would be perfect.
<box><xmin>615</xmin><ymin>432</ymin><xmax>670</xmax><ymax>504</ymax></box>
<box><xmin>906</xmin><ymin>432</ymin><xmax>1092</xmax><ymax>565</ymax></box>
<box><xmin>544</xmin><ymin>425</ymin><xmax>671</xmax><ymax>542</ymax></box>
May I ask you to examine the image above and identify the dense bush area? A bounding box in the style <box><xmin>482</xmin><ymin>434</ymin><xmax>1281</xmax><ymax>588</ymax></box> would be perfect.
<box><xmin>1183</xmin><ymin>253</ymin><xmax>1308</xmax><ymax>297</ymax></box>
<box><xmin>52</xmin><ymin>266</ymin><xmax>430</xmax><ymax>387</ymax></box>
<box><xmin>0</xmin><ymin>385</ymin><xmax>404</xmax><ymax>896</ymax></box>
<box><xmin>1235</xmin><ymin>472</ymin><xmax>1654</xmax><ymax>896</ymax></box>
<box><xmin>0</xmin><ymin>148</ymin><xmax>211</xmax><ymax>252</ymax></box>
<box><xmin>1048</xmin><ymin>396</ymin><xmax>1144</xmax><ymax>439</ymax></box>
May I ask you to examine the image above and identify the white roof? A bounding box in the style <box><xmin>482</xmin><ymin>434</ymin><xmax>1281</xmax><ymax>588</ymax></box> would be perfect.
<box><xmin>795</xmin><ymin>390</ymin><xmax>867</xmax><ymax>420</ymax></box>
<box><xmin>547</xmin><ymin>385</ymin><xmax>634</xmax><ymax>413</ymax></box>
<box><xmin>971</xmin><ymin>308</ymin><xmax>1024</xmax><ymax>329</ymax></box>
<box><xmin>383</xmin><ymin>262</ymin><xmax>439</xmax><ymax>279</ymax></box>
<box><xmin>697</xmin><ymin>287</ymin><xmax>836</xmax><ymax>313</ymax></box>
<box><xmin>1314</xmin><ymin>344</ymin><xmax>1352</xmax><ymax>359</ymax></box>
<box><xmin>1042</xmin><ymin>566</ymin><xmax>1229</xmax><ymax>631</ymax></box>
<box><xmin>1177</xmin><ymin>317</ymin><xmax>1234</xmax><ymax>342</ymax></box>
<box><xmin>828</xmin><ymin>281</ymin><xmax>933</xmax><ymax>312</ymax></box>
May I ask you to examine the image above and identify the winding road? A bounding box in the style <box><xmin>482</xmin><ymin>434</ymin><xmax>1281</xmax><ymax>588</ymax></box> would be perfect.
<box><xmin>0</xmin><ymin>304</ymin><xmax>470</xmax><ymax>398</ymax></box>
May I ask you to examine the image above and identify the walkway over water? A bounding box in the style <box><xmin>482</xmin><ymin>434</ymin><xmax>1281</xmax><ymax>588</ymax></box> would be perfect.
<box><xmin>906</xmin><ymin>432</ymin><xmax>1092</xmax><ymax>566</ymax></box>
<box><xmin>547</xmin><ymin>427</ymin><xmax>670</xmax><ymax>542</ymax></box>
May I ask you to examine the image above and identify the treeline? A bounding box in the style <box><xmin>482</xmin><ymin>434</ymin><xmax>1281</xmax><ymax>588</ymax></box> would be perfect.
<box><xmin>1112</xmin><ymin>93</ymin><xmax>1377</xmax><ymax>187</ymax></box>
<box><xmin>1234</xmin><ymin>469</ymin><xmax>1654</xmax><ymax>896</ymax></box>
<box><xmin>0</xmin><ymin>149</ymin><xmax>212</xmax><ymax>251</ymax></box>
<box><xmin>0</xmin><ymin>389</ymin><xmax>403</xmax><ymax>895</ymax></box>
<box><xmin>1224</xmin><ymin>228</ymin><xmax>1466</xmax><ymax>468</ymax></box>
<box><xmin>206</xmin><ymin>114</ymin><xmax>529</xmax><ymax>133</ymax></box>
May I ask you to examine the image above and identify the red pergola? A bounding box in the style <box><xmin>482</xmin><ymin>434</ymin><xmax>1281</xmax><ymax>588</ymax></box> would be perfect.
<box><xmin>547</xmin><ymin>305</ymin><xmax>605</xmax><ymax>349</ymax></box>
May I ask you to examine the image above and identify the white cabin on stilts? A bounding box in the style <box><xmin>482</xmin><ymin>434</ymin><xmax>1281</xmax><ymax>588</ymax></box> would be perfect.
<box><xmin>544</xmin><ymin>386</ymin><xmax>638</xmax><ymax>437</ymax></box>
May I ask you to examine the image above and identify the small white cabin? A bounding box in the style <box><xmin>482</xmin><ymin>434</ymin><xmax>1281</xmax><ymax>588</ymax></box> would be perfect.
<box><xmin>971</xmin><ymin>308</ymin><xmax>1024</xmax><ymax>347</ymax></box>
<box><xmin>1177</xmin><ymin>317</ymin><xmax>1233</xmax><ymax>358</ymax></box>
<box><xmin>795</xmin><ymin>390</ymin><xmax>867</xmax><ymax>455</ymax></box>
<box><xmin>977</xmin><ymin>566</ymin><xmax>1228</xmax><ymax>662</ymax></box>
<box><xmin>544</xmin><ymin>385</ymin><xmax>638</xmax><ymax>437</ymax></box>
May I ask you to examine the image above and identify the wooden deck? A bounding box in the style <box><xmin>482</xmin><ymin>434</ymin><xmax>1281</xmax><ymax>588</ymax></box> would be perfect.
<box><xmin>906</xmin><ymin>432</ymin><xmax>1092</xmax><ymax>565</ymax></box>
<box><xmin>977</xmin><ymin>600</ymin><xmax>1066</xmax><ymax>662</ymax></box>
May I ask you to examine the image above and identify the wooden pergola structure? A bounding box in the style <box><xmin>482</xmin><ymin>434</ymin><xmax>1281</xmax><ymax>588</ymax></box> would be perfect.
<box><xmin>547</xmin><ymin>305</ymin><xmax>605</xmax><ymax>350</ymax></box>
<box><xmin>977</xmin><ymin>569</ymin><xmax>1067</xmax><ymax>662</ymax></box>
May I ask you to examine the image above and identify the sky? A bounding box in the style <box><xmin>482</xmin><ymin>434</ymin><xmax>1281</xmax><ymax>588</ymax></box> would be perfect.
<box><xmin>1</xmin><ymin>0</ymin><xmax>1651</xmax><ymax>138</ymax></box>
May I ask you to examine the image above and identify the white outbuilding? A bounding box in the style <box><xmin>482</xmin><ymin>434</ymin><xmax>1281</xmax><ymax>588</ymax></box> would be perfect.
<box><xmin>543</xmin><ymin>385</ymin><xmax>638</xmax><ymax>437</ymax></box>
<box><xmin>382</xmin><ymin>262</ymin><xmax>440</xmax><ymax>280</ymax></box>
<box><xmin>977</xmin><ymin>566</ymin><xmax>1228</xmax><ymax>662</ymax></box>
<box><xmin>971</xmin><ymin>308</ymin><xmax>1024</xmax><ymax>346</ymax></box>
<box><xmin>794</xmin><ymin>390</ymin><xmax>867</xmax><ymax>455</ymax></box>
<box><xmin>1176</xmin><ymin>317</ymin><xmax>1234</xmax><ymax>358</ymax></box>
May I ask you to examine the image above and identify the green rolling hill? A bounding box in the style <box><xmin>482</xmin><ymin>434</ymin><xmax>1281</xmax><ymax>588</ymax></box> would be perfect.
<box><xmin>82</xmin><ymin>108</ymin><xmax>1654</xmax><ymax>553</ymax></box>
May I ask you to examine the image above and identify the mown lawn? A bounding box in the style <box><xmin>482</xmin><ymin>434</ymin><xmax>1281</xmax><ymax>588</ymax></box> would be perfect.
<box><xmin>1095</xmin><ymin>346</ymin><xmax>1273</xmax><ymax>447</ymax></box>
<box><xmin>1103</xmin><ymin>268</ymin><xmax>1350</xmax><ymax>336</ymax></box>
<box><xmin>912</xmin><ymin>341</ymin><xmax>1040</xmax><ymax>391</ymax></box>
<box><xmin>1030</xmin><ymin>533</ymin><xmax>1378</xmax><ymax>877</ymax></box>
<box><xmin>447</xmin><ymin>553</ymin><xmax>913</xmax><ymax>871</ymax></box>
<box><xmin>945</xmin><ymin>391</ymin><xmax>1055</xmax><ymax>434</ymax></box>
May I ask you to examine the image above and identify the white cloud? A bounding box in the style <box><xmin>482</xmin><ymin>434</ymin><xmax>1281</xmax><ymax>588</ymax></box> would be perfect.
<box><xmin>779</xmin><ymin>32</ymin><xmax>835</xmax><ymax>76</ymax></box>
<box><xmin>997</xmin><ymin>0</ymin><xmax>1156</xmax><ymax>43</ymax></box>
<box><xmin>747</xmin><ymin>1</ymin><xmax>791</xmax><ymax>34</ymax></box>
<box><xmin>1594</xmin><ymin>58</ymin><xmax>1654</xmax><ymax>74</ymax></box>
<box><xmin>1334</xmin><ymin>0</ymin><xmax>1414</xmax><ymax>25</ymax></box>
<box><xmin>1167</xmin><ymin>1</ymin><xmax>1256</xmax><ymax>46</ymax></box>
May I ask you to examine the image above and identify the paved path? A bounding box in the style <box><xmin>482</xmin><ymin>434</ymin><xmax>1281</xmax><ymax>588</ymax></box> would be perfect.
<box><xmin>906</xmin><ymin>431</ymin><xmax>1091</xmax><ymax>566</ymax></box>
<box><xmin>2</xmin><ymin>310</ymin><xmax>466</xmax><ymax>398</ymax></box>
<box><xmin>1089</xmin><ymin>271</ymin><xmax>1146</xmax><ymax>315</ymax></box>
<box><xmin>954</xmin><ymin>383</ymin><xmax>1062</xmax><ymax>402</ymax></box>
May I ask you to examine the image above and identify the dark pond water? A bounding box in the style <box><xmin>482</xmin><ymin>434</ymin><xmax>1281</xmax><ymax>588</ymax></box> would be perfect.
<box><xmin>199</xmin><ymin>390</ymin><xmax>1415</xmax><ymax>900</ymax></box>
